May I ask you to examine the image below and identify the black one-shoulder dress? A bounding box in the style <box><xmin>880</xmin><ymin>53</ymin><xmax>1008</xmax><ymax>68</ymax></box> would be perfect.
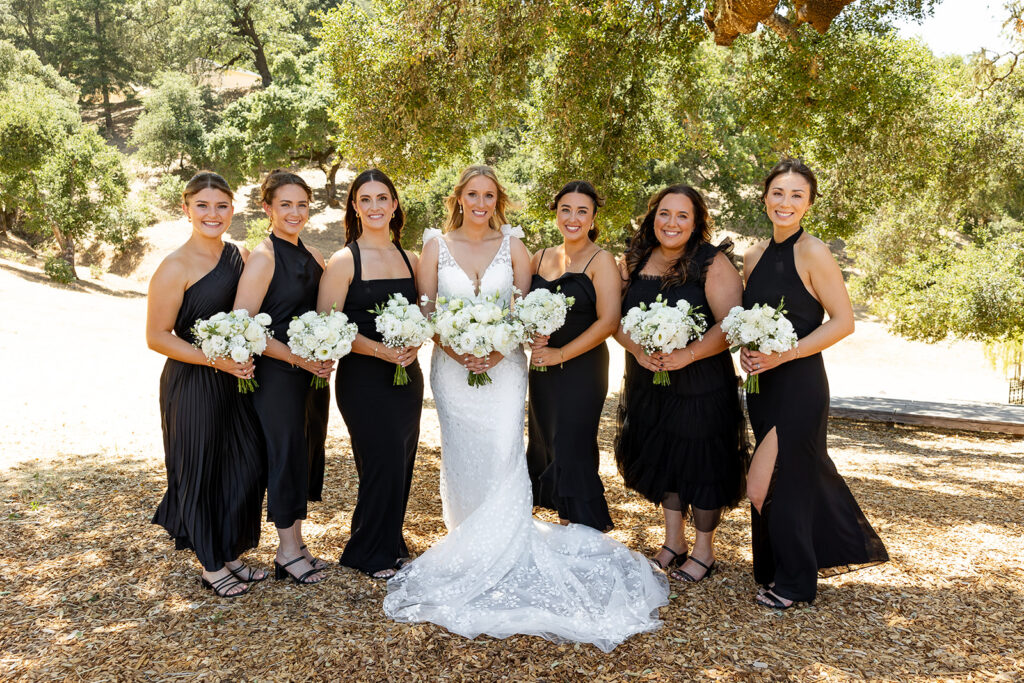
<box><xmin>526</xmin><ymin>249</ymin><xmax>613</xmax><ymax>531</ymax></box>
<box><xmin>336</xmin><ymin>242</ymin><xmax>424</xmax><ymax>573</ymax></box>
<box><xmin>744</xmin><ymin>228</ymin><xmax>888</xmax><ymax>602</ymax></box>
<box><xmin>152</xmin><ymin>243</ymin><xmax>266</xmax><ymax>571</ymax></box>
<box><xmin>251</xmin><ymin>233</ymin><xmax>330</xmax><ymax>529</ymax></box>
<box><xmin>614</xmin><ymin>243</ymin><xmax>746</xmax><ymax>512</ymax></box>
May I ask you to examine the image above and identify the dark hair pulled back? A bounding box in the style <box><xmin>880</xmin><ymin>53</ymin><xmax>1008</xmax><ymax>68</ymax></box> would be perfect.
<box><xmin>623</xmin><ymin>184</ymin><xmax>712</xmax><ymax>288</ymax></box>
<box><xmin>260</xmin><ymin>169</ymin><xmax>312</xmax><ymax>205</ymax></box>
<box><xmin>344</xmin><ymin>168</ymin><xmax>404</xmax><ymax>247</ymax></box>
<box><xmin>762</xmin><ymin>158</ymin><xmax>819</xmax><ymax>204</ymax></box>
<box><xmin>548</xmin><ymin>180</ymin><xmax>605</xmax><ymax>241</ymax></box>
<box><xmin>182</xmin><ymin>170</ymin><xmax>233</xmax><ymax>203</ymax></box>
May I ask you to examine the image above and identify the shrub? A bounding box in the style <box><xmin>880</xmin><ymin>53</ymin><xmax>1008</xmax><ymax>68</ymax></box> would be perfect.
<box><xmin>44</xmin><ymin>255</ymin><xmax>76</xmax><ymax>283</ymax></box>
<box><xmin>245</xmin><ymin>218</ymin><xmax>270</xmax><ymax>250</ymax></box>
<box><xmin>156</xmin><ymin>174</ymin><xmax>187</xmax><ymax>212</ymax></box>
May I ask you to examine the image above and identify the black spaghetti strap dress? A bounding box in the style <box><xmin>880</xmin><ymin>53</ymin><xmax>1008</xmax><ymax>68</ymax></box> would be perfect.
<box><xmin>744</xmin><ymin>228</ymin><xmax>888</xmax><ymax>602</ymax></box>
<box><xmin>153</xmin><ymin>243</ymin><xmax>266</xmax><ymax>571</ymax></box>
<box><xmin>336</xmin><ymin>242</ymin><xmax>424</xmax><ymax>573</ymax></box>
<box><xmin>526</xmin><ymin>249</ymin><xmax>613</xmax><ymax>531</ymax></box>
<box><xmin>251</xmin><ymin>233</ymin><xmax>329</xmax><ymax>529</ymax></box>
<box><xmin>614</xmin><ymin>243</ymin><xmax>746</xmax><ymax>514</ymax></box>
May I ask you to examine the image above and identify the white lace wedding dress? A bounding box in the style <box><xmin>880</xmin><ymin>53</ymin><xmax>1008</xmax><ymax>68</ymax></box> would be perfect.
<box><xmin>382</xmin><ymin>226</ymin><xmax>669</xmax><ymax>652</ymax></box>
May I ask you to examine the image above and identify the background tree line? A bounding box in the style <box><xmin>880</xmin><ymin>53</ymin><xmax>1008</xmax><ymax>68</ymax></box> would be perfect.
<box><xmin>0</xmin><ymin>0</ymin><xmax>1022</xmax><ymax>358</ymax></box>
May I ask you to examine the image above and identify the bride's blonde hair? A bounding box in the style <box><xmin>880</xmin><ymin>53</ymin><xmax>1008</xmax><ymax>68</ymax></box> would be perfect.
<box><xmin>443</xmin><ymin>165</ymin><xmax>512</xmax><ymax>233</ymax></box>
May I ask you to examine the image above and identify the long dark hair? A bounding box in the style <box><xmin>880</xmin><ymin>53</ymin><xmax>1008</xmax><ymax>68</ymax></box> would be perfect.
<box><xmin>260</xmin><ymin>169</ymin><xmax>312</xmax><ymax>204</ymax></box>
<box><xmin>344</xmin><ymin>169</ymin><xmax>404</xmax><ymax>246</ymax></box>
<box><xmin>548</xmin><ymin>180</ymin><xmax>605</xmax><ymax>241</ymax></box>
<box><xmin>762</xmin><ymin>158</ymin><xmax>819</xmax><ymax>204</ymax></box>
<box><xmin>624</xmin><ymin>184</ymin><xmax>712</xmax><ymax>288</ymax></box>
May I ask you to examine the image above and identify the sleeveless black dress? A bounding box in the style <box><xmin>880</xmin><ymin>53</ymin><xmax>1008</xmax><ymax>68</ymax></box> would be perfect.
<box><xmin>336</xmin><ymin>242</ymin><xmax>424</xmax><ymax>573</ymax></box>
<box><xmin>526</xmin><ymin>249</ymin><xmax>612</xmax><ymax>531</ymax></box>
<box><xmin>152</xmin><ymin>243</ymin><xmax>265</xmax><ymax>571</ymax></box>
<box><xmin>614</xmin><ymin>243</ymin><xmax>746</xmax><ymax>512</ymax></box>
<box><xmin>251</xmin><ymin>233</ymin><xmax>330</xmax><ymax>529</ymax></box>
<box><xmin>744</xmin><ymin>228</ymin><xmax>888</xmax><ymax>602</ymax></box>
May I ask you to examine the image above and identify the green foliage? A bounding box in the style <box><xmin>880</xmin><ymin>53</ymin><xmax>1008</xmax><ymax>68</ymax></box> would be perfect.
<box><xmin>43</xmin><ymin>254</ymin><xmax>76</xmax><ymax>283</ymax></box>
<box><xmin>244</xmin><ymin>216</ymin><xmax>270</xmax><ymax>250</ymax></box>
<box><xmin>131</xmin><ymin>72</ymin><xmax>212</xmax><ymax>170</ymax></box>
<box><xmin>155</xmin><ymin>174</ymin><xmax>187</xmax><ymax>211</ymax></box>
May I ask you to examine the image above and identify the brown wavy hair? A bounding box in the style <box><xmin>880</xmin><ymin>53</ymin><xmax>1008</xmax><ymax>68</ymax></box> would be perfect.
<box><xmin>623</xmin><ymin>185</ymin><xmax>713</xmax><ymax>288</ymax></box>
<box><xmin>260</xmin><ymin>169</ymin><xmax>312</xmax><ymax>205</ymax></box>
<box><xmin>182</xmin><ymin>170</ymin><xmax>233</xmax><ymax>203</ymax></box>
<box><xmin>762</xmin><ymin>158</ymin><xmax>819</xmax><ymax>204</ymax></box>
<box><xmin>344</xmin><ymin>169</ymin><xmax>404</xmax><ymax>246</ymax></box>
<box><xmin>443</xmin><ymin>165</ymin><xmax>512</xmax><ymax>233</ymax></box>
<box><xmin>548</xmin><ymin>180</ymin><xmax>605</xmax><ymax>241</ymax></box>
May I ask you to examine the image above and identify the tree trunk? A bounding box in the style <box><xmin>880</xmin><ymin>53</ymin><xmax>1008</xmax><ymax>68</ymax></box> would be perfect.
<box><xmin>94</xmin><ymin>6</ymin><xmax>114</xmax><ymax>133</ymax></box>
<box><xmin>704</xmin><ymin>0</ymin><xmax>856</xmax><ymax>45</ymax></box>
<box><xmin>50</xmin><ymin>222</ymin><xmax>78</xmax><ymax>278</ymax></box>
<box><xmin>230</xmin><ymin>1</ymin><xmax>273</xmax><ymax>87</ymax></box>
<box><xmin>324</xmin><ymin>160</ymin><xmax>342</xmax><ymax>208</ymax></box>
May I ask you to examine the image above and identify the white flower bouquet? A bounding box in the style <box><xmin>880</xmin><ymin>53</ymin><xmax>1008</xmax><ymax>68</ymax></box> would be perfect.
<box><xmin>191</xmin><ymin>309</ymin><xmax>272</xmax><ymax>393</ymax></box>
<box><xmin>515</xmin><ymin>287</ymin><xmax>575</xmax><ymax>372</ymax></box>
<box><xmin>286</xmin><ymin>310</ymin><xmax>358</xmax><ymax>389</ymax></box>
<box><xmin>428</xmin><ymin>291</ymin><xmax>527</xmax><ymax>387</ymax></box>
<box><xmin>620</xmin><ymin>294</ymin><xmax>706</xmax><ymax>386</ymax></box>
<box><xmin>372</xmin><ymin>293</ymin><xmax>433</xmax><ymax>386</ymax></box>
<box><xmin>720</xmin><ymin>298</ymin><xmax>798</xmax><ymax>394</ymax></box>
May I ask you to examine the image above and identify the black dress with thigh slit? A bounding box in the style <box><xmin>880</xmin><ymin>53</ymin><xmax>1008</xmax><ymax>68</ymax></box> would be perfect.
<box><xmin>335</xmin><ymin>242</ymin><xmax>423</xmax><ymax>573</ymax></box>
<box><xmin>526</xmin><ymin>250</ymin><xmax>612</xmax><ymax>531</ymax></box>
<box><xmin>153</xmin><ymin>243</ymin><xmax>266</xmax><ymax>571</ymax></box>
<box><xmin>614</xmin><ymin>243</ymin><xmax>746</xmax><ymax>512</ymax></box>
<box><xmin>251</xmin><ymin>233</ymin><xmax>329</xmax><ymax>529</ymax></box>
<box><xmin>744</xmin><ymin>228</ymin><xmax>888</xmax><ymax>602</ymax></box>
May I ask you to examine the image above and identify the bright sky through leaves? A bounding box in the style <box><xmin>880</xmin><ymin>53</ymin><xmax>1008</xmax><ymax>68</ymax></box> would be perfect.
<box><xmin>896</xmin><ymin>0</ymin><xmax>1016</xmax><ymax>55</ymax></box>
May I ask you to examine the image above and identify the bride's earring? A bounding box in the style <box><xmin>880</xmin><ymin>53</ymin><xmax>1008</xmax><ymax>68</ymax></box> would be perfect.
<box><xmin>458</xmin><ymin>204</ymin><xmax>463</xmax><ymax>214</ymax></box>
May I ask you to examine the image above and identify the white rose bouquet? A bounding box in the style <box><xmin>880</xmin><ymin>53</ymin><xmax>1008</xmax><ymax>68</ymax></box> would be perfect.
<box><xmin>372</xmin><ymin>293</ymin><xmax>433</xmax><ymax>386</ymax></box>
<box><xmin>286</xmin><ymin>310</ymin><xmax>358</xmax><ymax>389</ymax></box>
<box><xmin>620</xmin><ymin>294</ymin><xmax>707</xmax><ymax>387</ymax></box>
<box><xmin>191</xmin><ymin>309</ymin><xmax>272</xmax><ymax>393</ymax></box>
<box><xmin>720</xmin><ymin>298</ymin><xmax>798</xmax><ymax>394</ymax></box>
<box><xmin>515</xmin><ymin>287</ymin><xmax>575</xmax><ymax>372</ymax></box>
<box><xmin>428</xmin><ymin>290</ymin><xmax>528</xmax><ymax>387</ymax></box>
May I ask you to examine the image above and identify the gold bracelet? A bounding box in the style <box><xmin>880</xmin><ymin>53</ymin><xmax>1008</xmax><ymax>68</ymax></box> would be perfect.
<box><xmin>373</xmin><ymin>345</ymin><xmax>379</xmax><ymax>358</ymax></box>
<box><xmin>688</xmin><ymin>348</ymin><xmax>695</xmax><ymax>363</ymax></box>
<box><xmin>559</xmin><ymin>349</ymin><xmax>565</xmax><ymax>369</ymax></box>
<box><xmin>794</xmin><ymin>343</ymin><xmax>801</xmax><ymax>359</ymax></box>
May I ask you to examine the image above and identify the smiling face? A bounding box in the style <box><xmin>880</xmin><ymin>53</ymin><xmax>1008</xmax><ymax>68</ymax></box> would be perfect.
<box><xmin>555</xmin><ymin>192</ymin><xmax>595</xmax><ymax>243</ymax></box>
<box><xmin>764</xmin><ymin>172</ymin><xmax>812</xmax><ymax>230</ymax></box>
<box><xmin>652</xmin><ymin>192</ymin><xmax>695</xmax><ymax>251</ymax></box>
<box><xmin>184</xmin><ymin>188</ymin><xmax>233</xmax><ymax>239</ymax></box>
<box><xmin>264</xmin><ymin>183</ymin><xmax>310</xmax><ymax>238</ymax></box>
<box><xmin>458</xmin><ymin>175</ymin><xmax>498</xmax><ymax>228</ymax></box>
<box><xmin>354</xmin><ymin>180</ymin><xmax>397</xmax><ymax>233</ymax></box>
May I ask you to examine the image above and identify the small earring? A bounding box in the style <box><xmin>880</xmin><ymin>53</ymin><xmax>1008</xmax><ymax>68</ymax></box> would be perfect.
<box><xmin>458</xmin><ymin>204</ymin><xmax>463</xmax><ymax>214</ymax></box>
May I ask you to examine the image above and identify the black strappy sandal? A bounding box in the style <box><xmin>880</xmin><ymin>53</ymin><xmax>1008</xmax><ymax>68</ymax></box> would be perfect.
<box><xmin>274</xmin><ymin>556</ymin><xmax>325</xmax><ymax>585</ymax></box>
<box><xmin>650</xmin><ymin>545</ymin><xmax>688</xmax><ymax>570</ymax></box>
<box><xmin>300</xmin><ymin>544</ymin><xmax>328</xmax><ymax>571</ymax></box>
<box><xmin>670</xmin><ymin>557</ymin><xmax>716</xmax><ymax>583</ymax></box>
<box><xmin>200</xmin><ymin>573</ymin><xmax>251</xmax><ymax>598</ymax></box>
<box><xmin>226</xmin><ymin>562</ymin><xmax>268</xmax><ymax>583</ymax></box>
<box><xmin>755</xmin><ymin>589</ymin><xmax>806</xmax><ymax>610</ymax></box>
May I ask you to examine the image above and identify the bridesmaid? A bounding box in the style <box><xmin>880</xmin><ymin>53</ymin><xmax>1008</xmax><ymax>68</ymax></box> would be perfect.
<box><xmin>234</xmin><ymin>170</ymin><xmax>332</xmax><ymax>585</ymax></box>
<box><xmin>741</xmin><ymin>159</ymin><xmax>888</xmax><ymax>608</ymax></box>
<box><xmin>318</xmin><ymin>169</ymin><xmax>423</xmax><ymax>579</ymax></box>
<box><xmin>147</xmin><ymin>171</ymin><xmax>266</xmax><ymax>597</ymax></box>
<box><xmin>526</xmin><ymin>180</ymin><xmax>620</xmax><ymax>531</ymax></box>
<box><xmin>613</xmin><ymin>185</ymin><xmax>747</xmax><ymax>583</ymax></box>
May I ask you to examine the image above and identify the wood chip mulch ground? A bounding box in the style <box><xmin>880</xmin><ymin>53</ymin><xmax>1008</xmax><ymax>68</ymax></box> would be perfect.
<box><xmin>2</xmin><ymin>400</ymin><xmax>1023</xmax><ymax>682</ymax></box>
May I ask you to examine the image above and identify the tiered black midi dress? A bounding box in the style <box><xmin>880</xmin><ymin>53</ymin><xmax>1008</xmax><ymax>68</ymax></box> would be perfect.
<box><xmin>251</xmin><ymin>233</ymin><xmax>329</xmax><ymax>529</ymax></box>
<box><xmin>526</xmin><ymin>249</ymin><xmax>613</xmax><ymax>531</ymax></box>
<box><xmin>153</xmin><ymin>243</ymin><xmax>265</xmax><ymax>571</ymax></box>
<box><xmin>614</xmin><ymin>243</ymin><xmax>746</xmax><ymax>513</ymax></box>
<box><xmin>336</xmin><ymin>242</ymin><xmax>424</xmax><ymax>573</ymax></box>
<box><xmin>744</xmin><ymin>228</ymin><xmax>888</xmax><ymax>602</ymax></box>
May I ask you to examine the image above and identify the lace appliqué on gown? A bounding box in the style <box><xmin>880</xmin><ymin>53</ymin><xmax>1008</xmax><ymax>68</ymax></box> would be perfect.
<box><xmin>382</xmin><ymin>226</ymin><xmax>669</xmax><ymax>652</ymax></box>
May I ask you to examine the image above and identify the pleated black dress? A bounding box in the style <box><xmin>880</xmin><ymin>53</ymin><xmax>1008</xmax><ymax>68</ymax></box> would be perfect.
<box><xmin>152</xmin><ymin>243</ymin><xmax>265</xmax><ymax>571</ymax></box>
<box><xmin>614</xmin><ymin>243</ymin><xmax>746</xmax><ymax>512</ymax></box>
<box><xmin>526</xmin><ymin>250</ymin><xmax>613</xmax><ymax>531</ymax></box>
<box><xmin>336</xmin><ymin>242</ymin><xmax>423</xmax><ymax>573</ymax></box>
<box><xmin>744</xmin><ymin>228</ymin><xmax>888</xmax><ymax>602</ymax></box>
<box><xmin>251</xmin><ymin>233</ymin><xmax>329</xmax><ymax>529</ymax></box>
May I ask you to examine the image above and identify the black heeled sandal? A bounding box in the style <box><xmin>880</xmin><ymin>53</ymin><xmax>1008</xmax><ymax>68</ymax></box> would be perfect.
<box><xmin>274</xmin><ymin>556</ymin><xmax>325</xmax><ymax>585</ymax></box>
<box><xmin>670</xmin><ymin>556</ymin><xmax>716</xmax><ymax>583</ymax></box>
<box><xmin>200</xmin><ymin>573</ymin><xmax>250</xmax><ymax>598</ymax></box>
<box><xmin>300</xmin><ymin>544</ymin><xmax>328</xmax><ymax>571</ymax></box>
<box><xmin>755</xmin><ymin>589</ymin><xmax>809</xmax><ymax>610</ymax></box>
<box><xmin>226</xmin><ymin>562</ymin><xmax>267</xmax><ymax>583</ymax></box>
<box><xmin>650</xmin><ymin>545</ymin><xmax>688</xmax><ymax>570</ymax></box>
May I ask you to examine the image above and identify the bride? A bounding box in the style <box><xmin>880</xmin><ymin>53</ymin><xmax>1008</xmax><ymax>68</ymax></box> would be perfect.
<box><xmin>383</xmin><ymin>165</ymin><xmax>668</xmax><ymax>652</ymax></box>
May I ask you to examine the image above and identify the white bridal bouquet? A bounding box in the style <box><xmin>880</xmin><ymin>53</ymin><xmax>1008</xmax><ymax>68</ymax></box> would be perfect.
<box><xmin>427</xmin><ymin>291</ymin><xmax>528</xmax><ymax>387</ymax></box>
<box><xmin>515</xmin><ymin>287</ymin><xmax>575</xmax><ymax>372</ymax></box>
<box><xmin>620</xmin><ymin>294</ymin><xmax>707</xmax><ymax>387</ymax></box>
<box><xmin>720</xmin><ymin>298</ymin><xmax>798</xmax><ymax>394</ymax></box>
<box><xmin>286</xmin><ymin>310</ymin><xmax>358</xmax><ymax>389</ymax></box>
<box><xmin>191</xmin><ymin>309</ymin><xmax>272</xmax><ymax>393</ymax></box>
<box><xmin>372</xmin><ymin>293</ymin><xmax>433</xmax><ymax>386</ymax></box>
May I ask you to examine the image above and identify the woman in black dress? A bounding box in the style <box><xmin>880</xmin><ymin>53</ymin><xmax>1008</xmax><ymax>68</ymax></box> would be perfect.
<box><xmin>318</xmin><ymin>169</ymin><xmax>423</xmax><ymax>579</ymax></box>
<box><xmin>741</xmin><ymin>160</ymin><xmax>888</xmax><ymax>608</ymax></box>
<box><xmin>147</xmin><ymin>171</ymin><xmax>266</xmax><ymax>597</ymax></box>
<box><xmin>613</xmin><ymin>185</ymin><xmax>747</xmax><ymax>583</ymax></box>
<box><xmin>234</xmin><ymin>170</ymin><xmax>332</xmax><ymax>585</ymax></box>
<box><xmin>526</xmin><ymin>181</ymin><xmax>620</xmax><ymax>531</ymax></box>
